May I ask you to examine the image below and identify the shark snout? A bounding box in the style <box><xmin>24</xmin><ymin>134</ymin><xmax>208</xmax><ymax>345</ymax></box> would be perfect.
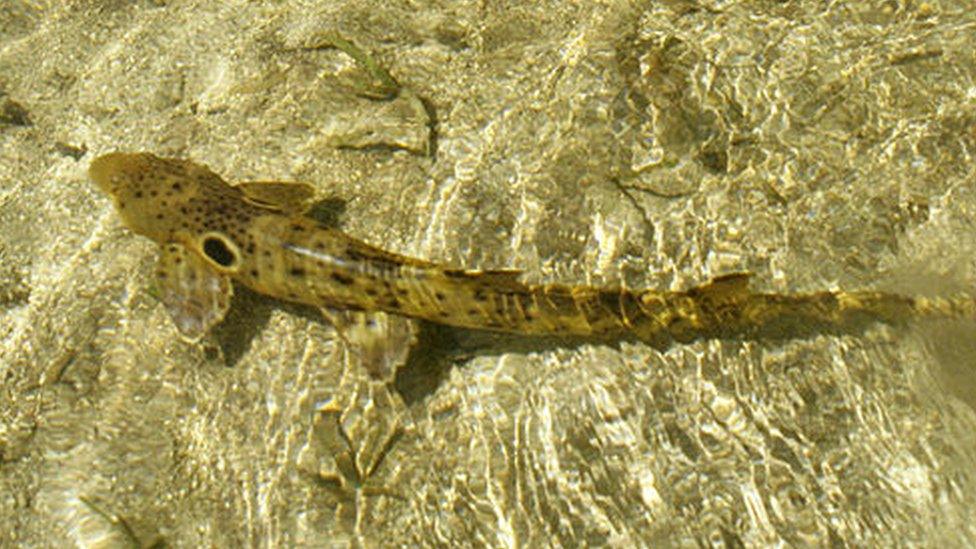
<box><xmin>89</xmin><ymin>152</ymin><xmax>134</xmax><ymax>193</ymax></box>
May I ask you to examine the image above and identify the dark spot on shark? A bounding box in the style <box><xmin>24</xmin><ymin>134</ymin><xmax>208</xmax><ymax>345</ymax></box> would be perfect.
<box><xmin>331</xmin><ymin>272</ymin><xmax>355</xmax><ymax>286</ymax></box>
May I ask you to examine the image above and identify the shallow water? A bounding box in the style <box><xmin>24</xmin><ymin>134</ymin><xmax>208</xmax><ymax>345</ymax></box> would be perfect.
<box><xmin>2</xmin><ymin>1</ymin><xmax>975</xmax><ymax>546</ymax></box>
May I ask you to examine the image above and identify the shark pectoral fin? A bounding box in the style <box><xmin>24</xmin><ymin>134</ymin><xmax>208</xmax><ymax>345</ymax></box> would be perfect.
<box><xmin>156</xmin><ymin>243</ymin><xmax>233</xmax><ymax>340</ymax></box>
<box><xmin>235</xmin><ymin>181</ymin><xmax>317</xmax><ymax>214</ymax></box>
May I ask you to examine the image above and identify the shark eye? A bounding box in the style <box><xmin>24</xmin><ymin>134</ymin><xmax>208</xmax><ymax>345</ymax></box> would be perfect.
<box><xmin>201</xmin><ymin>234</ymin><xmax>239</xmax><ymax>269</ymax></box>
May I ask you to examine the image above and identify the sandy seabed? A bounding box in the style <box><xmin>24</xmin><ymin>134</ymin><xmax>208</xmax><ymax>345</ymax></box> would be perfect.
<box><xmin>2</xmin><ymin>1</ymin><xmax>976</xmax><ymax>546</ymax></box>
